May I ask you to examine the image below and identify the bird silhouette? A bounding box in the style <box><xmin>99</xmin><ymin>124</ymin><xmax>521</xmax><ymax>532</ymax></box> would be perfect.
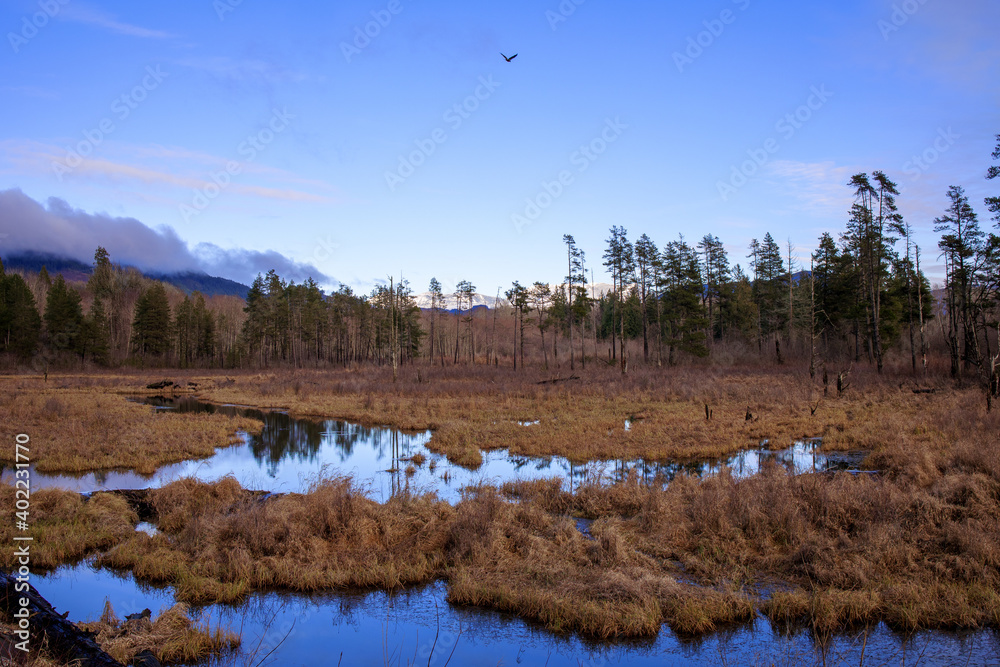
<box><xmin>501</xmin><ymin>52</ymin><xmax>518</xmax><ymax>62</ymax></box>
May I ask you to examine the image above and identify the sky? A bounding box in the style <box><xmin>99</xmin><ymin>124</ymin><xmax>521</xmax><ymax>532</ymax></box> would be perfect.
<box><xmin>0</xmin><ymin>0</ymin><xmax>998</xmax><ymax>297</ymax></box>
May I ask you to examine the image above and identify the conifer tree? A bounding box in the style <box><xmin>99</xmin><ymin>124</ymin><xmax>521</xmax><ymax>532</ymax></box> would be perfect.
<box><xmin>44</xmin><ymin>275</ymin><xmax>84</xmax><ymax>356</ymax></box>
<box><xmin>0</xmin><ymin>271</ymin><xmax>42</xmax><ymax>358</ymax></box>
<box><xmin>131</xmin><ymin>283</ymin><xmax>172</xmax><ymax>360</ymax></box>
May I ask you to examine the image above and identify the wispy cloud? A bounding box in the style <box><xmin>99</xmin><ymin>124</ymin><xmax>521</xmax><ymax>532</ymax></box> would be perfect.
<box><xmin>59</xmin><ymin>4</ymin><xmax>174</xmax><ymax>40</ymax></box>
<box><xmin>175</xmin><ymin>57</ymin><xmax>311</xmax><ymax>85</ymax></box>
<box><xmin>0</xmin><ymin>139</ymin><xmax>337</xmax><ymax>205</ymax></box>
<box><xmin>762</xmin><ymin>160</ymin><xmax>857</xmax><ymax>216</ymax></box>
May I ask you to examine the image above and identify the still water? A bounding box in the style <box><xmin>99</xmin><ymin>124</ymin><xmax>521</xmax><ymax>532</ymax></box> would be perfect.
<box><xmin>37</xmin><ymin>561</ymin><xmax>999</xmax><ymax>667</ymax></box>
<box><xmin>14</xmin><ymin>396</ymin><xmax>994</xmax><ymax>665</ymax></box>
<box><xmin>3</xmin><ymin>396</ymin><xmax>866</xmax><ymax>503</ymax></box>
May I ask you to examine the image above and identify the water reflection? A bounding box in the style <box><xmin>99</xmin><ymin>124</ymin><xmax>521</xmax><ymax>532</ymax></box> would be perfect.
<box><xmin>0</xmin><ymin>396</ymin><xmax>867</xmax><ymax>504</ymax></box>
<box><xmin>35</xmin><ymin>562</ymin><xmax>999</xmax><ymax>667</ymax></box>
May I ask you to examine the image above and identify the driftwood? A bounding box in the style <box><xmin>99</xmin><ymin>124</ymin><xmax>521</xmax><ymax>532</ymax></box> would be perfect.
<box><xmin>144</xmin><ymin>380</ymin><xmax>175</xmax><ymax>390</ymax></box>
<box><xmin>536</xmin><ymin>375</ymin><xmax>581</xmax><ymax>385</ymax></box>
<box><xmin>93</xmin><ymin>489</ymin><xmax>157</xmax><ymax>522</ymax></box>
<box><xmin>1</xmin><ymin>571</ymin><xmax>125</xmax><ymax>667</ymax></box>
<box><xmin>87</xmin><ymin>488</ymin><xmax>270</xmax><ymax>523</ymax></box>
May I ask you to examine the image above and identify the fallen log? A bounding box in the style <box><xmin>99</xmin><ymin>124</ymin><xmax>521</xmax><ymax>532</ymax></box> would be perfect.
<box><xmin>145</xmin><ymin>380</ymin><xmax>175</xmax><ymax>390</ymax></box>
<box><xmin>1</xmin><ymin>571</ymin><xmax>125</xmax><ymax>667</ymax></box>
<box><xmin>536</xmin><ymin>375</ymin><xmax>581</xmax><ymax>385</ymax></box>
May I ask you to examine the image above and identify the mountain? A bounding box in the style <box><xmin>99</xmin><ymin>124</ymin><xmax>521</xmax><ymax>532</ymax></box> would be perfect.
<box><xmin>411</xmin><ymin>282</ymin><xmax>615</xmax><ymax>311</ymax></box>
<box><xmin>1</xmin><ymin>252</ymin><xmax>92</xmax><ymax>283</ymax></box>
<box><xmin>1</xmin><ymin>252</ymin><xmax>250</xmax><ymax>299</ymax></box>
<box><xmin>145</xmin><ymin>271</ymin><xmax>250</xmax><ymax>299</ymax></box>
<box><xmin>413</xmin><ymin>291</ymin><xmax>507</xmax><ymax>311</ymax></box>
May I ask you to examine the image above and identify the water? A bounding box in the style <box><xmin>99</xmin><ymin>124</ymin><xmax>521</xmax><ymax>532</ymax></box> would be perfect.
<box><xmin>1</xmin><ymin>396</ymin><xmax>867</xmax><ymax>503</ymax></box>
<box><xmin>8</xmin><ymin>396</ymin><xmax>993</xmax><ymax>665</ymax></box>
<box><xmin>35</xmin><ymin>562</ymin><xmax>1000</xmax><ymax>667</ymax></box>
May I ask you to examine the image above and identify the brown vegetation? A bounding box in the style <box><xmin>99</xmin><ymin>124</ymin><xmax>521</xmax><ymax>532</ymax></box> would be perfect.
<box><xmin>97</xmin><ymin>476</ymin><xmax>454</xmax><ymax>605</ymax></box>
<box><xmin>1</xmin><ymin>364</ymin><xmax>997</xmax><ymax>641</ymax></box>
<box><xmin>0</xmin><ymin>376</ymin><xmax>262</xmax><ymax>473</ymax></box>
<box><xmin>0</xmin><ymin>486</ymin><xmax>136</xmax><ymax>571</ymax></box>
<box><xmin>0</xmin><ymin>364</ymin><xmax>951</xmax><ymax>470</ymax></box>
<box><xmin>78</xmin><ymin>601</ymin><xmax>239</xmax><ymax>665</ymax></box>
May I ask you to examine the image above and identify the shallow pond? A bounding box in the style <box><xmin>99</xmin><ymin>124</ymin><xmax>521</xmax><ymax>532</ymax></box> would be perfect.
<box><xmin>36</xmin><ymin>562</ymin><xmax>1000</xmax><ymax>667</ymax></box>
<box><xmin>8</xmin><ymin>396</ymin><xmax>994</xmax><ymax>665</ymax></box>
<box><xmin>2</xmin><ymin>396</ymin><xmax>866</xmax><ymax>503</ymax></box>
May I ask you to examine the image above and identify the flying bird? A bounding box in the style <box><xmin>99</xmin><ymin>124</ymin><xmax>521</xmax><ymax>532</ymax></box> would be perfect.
<box><xmin>501</xmin><ymin>52</ymin><xmax>518</xmax><ymax>62</ymax></box>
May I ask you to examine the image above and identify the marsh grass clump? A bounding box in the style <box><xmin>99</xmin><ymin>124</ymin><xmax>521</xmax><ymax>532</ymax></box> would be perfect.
<box><xmin>0</xmin><ymin>485</ymin><xmax>137</xmax><ymax>571</ymax></box>
<box><xmin>445</xmin><ymin>486</ymin><xmax>672</xmax><ymax>638</ymax></box>
<box><xmin>77</xmin><ymin>600</ymin><xmax>239</xmax><ymax>665</ymax></box>
<box><xmin>99</xmin><ymin>476</ymin><xmax>455</xmax><ymax>604</ymax></box>
<box><xmin>0</xmin><ymin>385</ymin><xmax>262</xmax><ymax>474</ymax></box>
<box><xmin>4</xmin><ymin>368</ymin><xmax>999</xmax><ymax>639</ymax></box>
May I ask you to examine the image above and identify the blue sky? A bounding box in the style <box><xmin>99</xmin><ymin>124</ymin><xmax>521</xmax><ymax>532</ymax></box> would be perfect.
<box><xmin>1</xmin><ymin>0</ymin><xmax>997</xmax><ymax>296</ymax></box>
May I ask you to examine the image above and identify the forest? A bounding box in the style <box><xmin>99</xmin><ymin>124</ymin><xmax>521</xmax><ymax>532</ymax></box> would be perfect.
<box><xmin>2</xmin><ymin>158</ymin><xmax>999</xmax><ymax>400</ymax></box>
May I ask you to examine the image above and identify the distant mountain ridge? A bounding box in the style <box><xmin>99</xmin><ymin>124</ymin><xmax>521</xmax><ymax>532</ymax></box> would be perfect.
<box><xmin>412</xmin><ymin>282</ymin><xmax>614</xmax><ymax>311</ymax></box>
<box><xmin>412</xmin><ymin>291</ymin><xmax>506</xmax><ymax>311</ymax></box>
<box><xmin>1</xmin><ymin>251</ymin><xmax>251</xmax><ymax>299</ymax></box>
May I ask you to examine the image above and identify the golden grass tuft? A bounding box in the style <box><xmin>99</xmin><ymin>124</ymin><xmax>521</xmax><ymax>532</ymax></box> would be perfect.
<box><xmin>78</xmin><ymin>601</ymin><xmax>239</xmax><ymax>664</ymax></box>
<box><xmin>0</xmin><ymin>485</ymin><xmax>137</xmax><ymax>571</ymax></box>
<box><xmin>2</xmin><ymin>367</ymin><xmax>998</xmax><ymax>638</ymax></box>
<box><xmin>0</xmin><ymin>382</ymin><xmax>262</xmax><ymax>474</ymax></box>
<box><xmin>99</xmin><ymin>476</ymin><xmax>455</xmax><ymax>604</ymax></box>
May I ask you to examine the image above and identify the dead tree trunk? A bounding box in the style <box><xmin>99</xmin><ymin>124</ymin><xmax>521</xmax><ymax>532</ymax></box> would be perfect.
<box><xmin>1</xmin><ymin>572</ymin><xmax>125</xmax><ymax>667</ymax></box>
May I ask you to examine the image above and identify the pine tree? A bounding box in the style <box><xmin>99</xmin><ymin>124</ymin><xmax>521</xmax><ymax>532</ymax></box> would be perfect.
<box><xmin>530</xmin><ymin>281</ymin><xmax>552</xmax><ymax>369</ymax></box>
<box><xmin>563</xmin><ymin>235</ymin><xmax>585</xmax><ymax>370</ymax></box>
<box><xmin>0</xmin><ymin>272</ymin><xmax>42</xmax><ymax>358</ymax></box>
<box><xmin>749</xmin><ymin>233</ymin><xmax>786</xmax><ymax>352</ymax></box>
<box><xmin>718</xmin><ymin>264</ymin><xmax>757</xmax><ymax>343</ymax></box>
<box><xmin>697</xmin><ymin>235</ymin><xmax>730</xmax><ymax>342</ymax></box>
<box><xmin>634</xmin><ymin>234</ymin><xmax>658</xmax><ymax>362</ymax></box>
<box><xmin>659</xmin><ymin>236</ymin><xmax>708</xmax><ymax>363</ymax></box>
<box><xmin>243</xmin><ymin>274</ymin><xmax>267</xmax><ymax>365</ymax></box>
<box><xmin>986</xmin><ymin>133</ymin><xmax>1000</xmax><ymax>226</ymax></box>
<box><xmin>131</xmin><ymin>283</ymin><xmax>172</xmax><ymax>360</ymax></box>
<box><xmin>84</xmin><ymin>295</ymin><xmax>111</xmax><ymax>366</ymax></box>
<box><xmin>175</xmin><ymin>295</ymin><xmax>195</xmax><ymax>366</ymax></box>
<box><xmin>935</xmin><ymin>185</ymin><xmax>987</xmax><ymax>377</ymax></box>
<box><xmin>428</xmin><ymin>278</ymin><xmax>444</xmax><ymax>362</ymax></box>
<box><xmin>200</xmin><ymin>294</ymin><xmax>217</xmax><ymax>359</ymax></box>
<box><xmin>603</xmin><ymin>226</ymin><xmax>635</xmax><ymax>371</ymax></box>
<box><xmin>44</xmin><ymin>275</ymin><xmax>84</xmax><ymax>356</ymax></box>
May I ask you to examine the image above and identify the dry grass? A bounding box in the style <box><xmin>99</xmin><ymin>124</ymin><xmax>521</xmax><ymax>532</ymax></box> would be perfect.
<box><xmin>0</xmin><ymin>378</ymin><xmax>262</xmax><ymax>473</ymax></box>
<box><xmin>97</xmin><ymin>476</ymin><xmax>454</xmax><ymax>605</ymax></box>
<box><xmin>73</xmin><ymin>365</ymin><xmax>960</xmax><ymax>471</ymax></box>
<box><xmin>1</xmin><ymin>365</ymin><xmax>997</xmax><ymax>640</ymax></box>
<box><xmin>0</xmin><ymin>485</ymin><xmax>137</xmax><ymax>571</ymax></box>
<box><xmin>0</xmin><ymin>366</ymin><xmax>976</xmax><ymax>471</ymax></box>
<box><xmin>0</xmin><ymin>623</ymin><xmax>71</xmax><ymax>667</ymax></box>
<box><xmin>78</xmin><ymin>600</ymin><xmax>239</xmax><ymax>664</ymax></box>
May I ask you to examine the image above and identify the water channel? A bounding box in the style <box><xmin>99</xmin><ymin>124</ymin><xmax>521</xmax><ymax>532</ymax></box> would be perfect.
<box><xmin>6</xmin><ymin>396</ymin><xmax>996</xmax><ymax>665</ymax></box>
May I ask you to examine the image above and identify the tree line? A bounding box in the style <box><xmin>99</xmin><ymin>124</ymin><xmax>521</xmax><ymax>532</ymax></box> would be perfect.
<box><xmin>1</xmin><ymin>137</ymin><xmax>998</xmax><ymax>394</ymax></box>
